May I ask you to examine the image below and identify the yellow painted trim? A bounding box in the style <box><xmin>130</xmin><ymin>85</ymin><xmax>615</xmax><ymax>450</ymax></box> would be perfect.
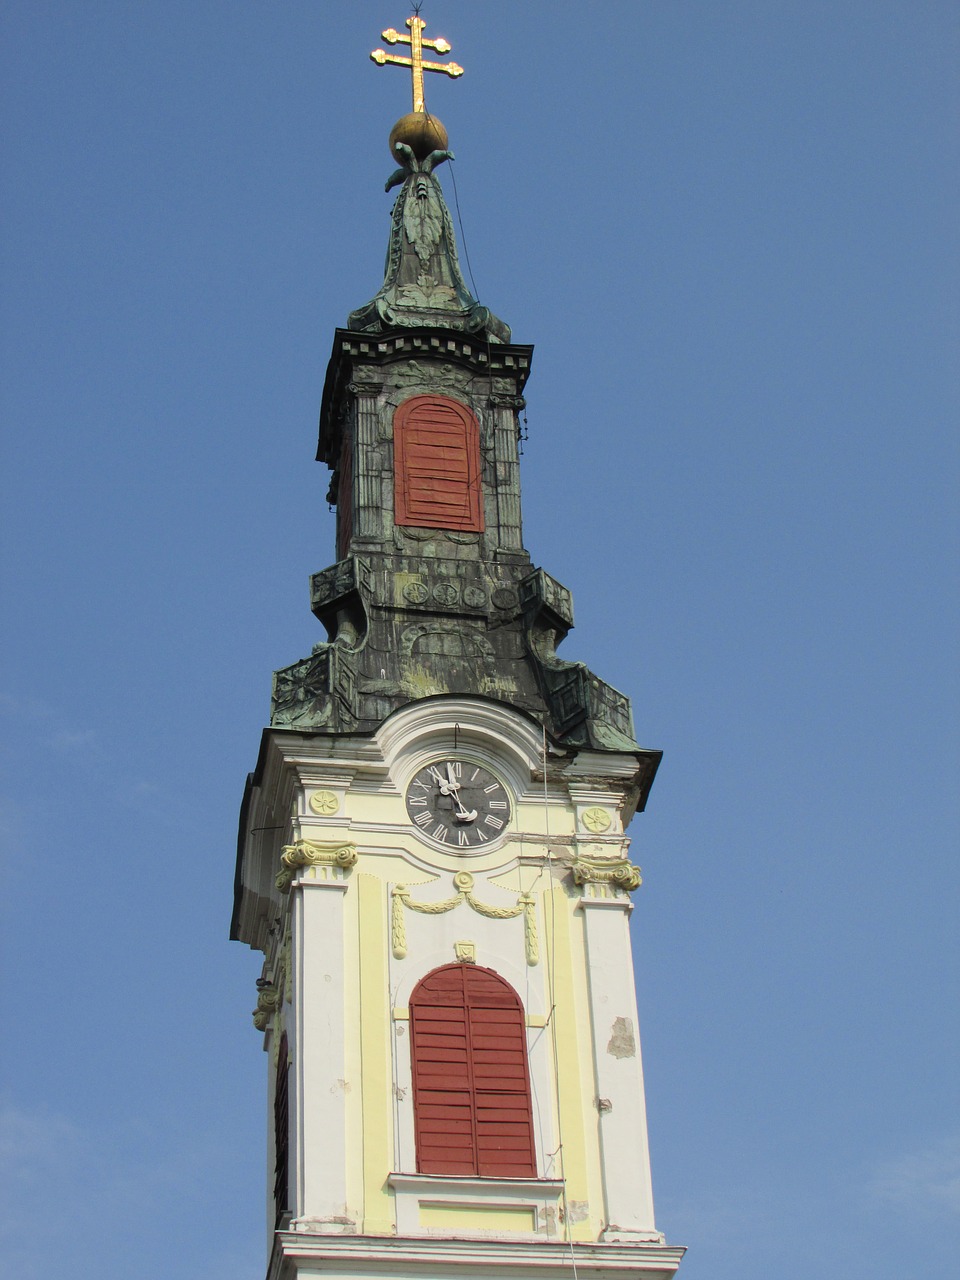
<box><xmin>357</xmin><ymin>873</ymin><xmax>394</xmax><ymax>1234</ymax></box>
<box><xmin>419</xmin><ymin>1203</ymin><xmax>537</xmax><ymax>1232</ymax></box>
<box><xmin>392</xmin><ymin>1006</ymin><xmax>409</xmax><ymax>1021</ymax></box>
<box><xmin>525</xmin><ymin>1014</ymin><xmax>547</xmax><ymax>1028</ymax></box>
<box><xmin>545</xmin><ymin>883</ymin><xmax>594</xmax><ymax>1241</ymax></box>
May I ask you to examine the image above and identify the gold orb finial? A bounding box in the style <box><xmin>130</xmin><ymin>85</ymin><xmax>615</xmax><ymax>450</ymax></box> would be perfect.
<box><xmin>389</xmin><ymin>112</ymin><xmax>449</xmax><ymax>162</ymax></box>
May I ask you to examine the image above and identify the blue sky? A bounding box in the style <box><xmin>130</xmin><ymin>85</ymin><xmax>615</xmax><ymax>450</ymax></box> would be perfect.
<box><xmin>2</xmin><ymin>4</ymin><xmax>958</xmax><ymax>1277</ymax></box>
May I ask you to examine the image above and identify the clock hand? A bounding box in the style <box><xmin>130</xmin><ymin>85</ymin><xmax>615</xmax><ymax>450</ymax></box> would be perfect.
<box><xmin>429</xmin><ymin>766</ymin><xmax>456</xmax><ymax>796</ymax></box>
<box><xmin>433</xmin><ymin>764</ymin><xmax>475</xmax><ymax>821</ymax></box>
<box><xmin>443</xmin><ymin>763</ymin><xmax>479</xmax><ymax>822</ymax></box>
<box><xmin>426</xmin><ymin>763</ymin><xmax>477</xmax><ymax>822</ymax></box>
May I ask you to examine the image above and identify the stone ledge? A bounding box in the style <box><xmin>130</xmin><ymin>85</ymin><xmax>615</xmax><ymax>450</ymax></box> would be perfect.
<box><xmin>269</xmin><ymin>1229</ymin><xmax>686</xmax><ymax>1280</ymax></box>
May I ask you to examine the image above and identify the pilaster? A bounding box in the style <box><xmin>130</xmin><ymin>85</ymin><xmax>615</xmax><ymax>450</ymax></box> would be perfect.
<box><xmin>578</xmin><ymin>895</ymin><xmax>658</xmax><ymax>1239</ymax></box>
<box><xmin>353</xmin><ymin>383</ymin><xmax>385</xmax><ymax>544</ymax></box>
<box><xmin>542</xmin><ymin>882</ymin><xmax>598</xmax><ymax>1241</ymax></box>
<box><xmin>357</xmin><ymin>871</ymin><xmax>394</xmax><ymax>1234</ymax></box>
<box><xmin>490</xmin><ymin>395</ymin><xmax>525</xmax><ymax>551</ymax></box>
<box><xmin>291</xmin><ymin>874</ymin><xmax>350</xmax><ymax>1230</ymax></box>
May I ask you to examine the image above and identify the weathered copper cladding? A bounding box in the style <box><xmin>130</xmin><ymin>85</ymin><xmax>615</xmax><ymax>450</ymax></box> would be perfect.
<box><xmin>268</xmin><ymin>75</ymin><xmax>660</xmax><ymax>815</ymax></box>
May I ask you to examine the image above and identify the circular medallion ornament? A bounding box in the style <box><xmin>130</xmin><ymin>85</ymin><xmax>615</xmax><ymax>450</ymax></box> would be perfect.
<box><xmin>491</xmin><ymin>587</ymin><xmax>518</xmax><ymax>611</ymax></box>
<box><xmin>462</xmin><ymin>586</ymin><xmax>487</xmax><ymax>608</ymax></box>
<box><xmin>432</xmin><ymin>582</ymin><xmax>460</xmax><ymax>607</ymax></box>
<box><xmin>406</xmin><ymin>759</ymin><xmax>511</xmax><ymax>849</ymax></box>
<box><xmin>581</xmin><ymin>806</ymin><xmax>612</xmax><ymax>833</ymax></box>
<box><xmin>309</xmin><ymin>789</ymin><xmax>340</xmax><ymax>816</ymax></box>
<box><xmin>402</xmin><ymin>581</ymin><xmax>429</xmax><ymax>604</ymax></box>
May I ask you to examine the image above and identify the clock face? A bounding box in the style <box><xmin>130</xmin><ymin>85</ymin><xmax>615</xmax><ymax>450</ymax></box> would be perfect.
<box><xmin>405</xmin><ymin>758</ymin><xmax>511</xmax><ymax>849</ymax></box>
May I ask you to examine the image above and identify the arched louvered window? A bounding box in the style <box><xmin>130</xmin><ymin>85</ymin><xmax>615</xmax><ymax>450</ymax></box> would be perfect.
<box><xmin>394</xmin><ymin>395</ymin><xmax>484</xmax><ymax>532</ymax></box>
<box><xmin>410</xmin><ymin>963</ymin><xmax>536</xmax><ymax>1177</ymax></box>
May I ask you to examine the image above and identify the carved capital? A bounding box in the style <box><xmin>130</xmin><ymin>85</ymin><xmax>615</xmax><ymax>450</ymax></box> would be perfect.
<box><xmin>276</xmin><ymin>840</ymin><xmax>358</xmax><ymax>892</ymax></box>
<box><xmin>570</xmin><ymin>856</ymin><xmax>642</xmax><ymax>893</ymax></box>
<box><xmin>252</xmin><ymin>983</ymin><xmax>281</xmax><ymax>1031</ymax></box>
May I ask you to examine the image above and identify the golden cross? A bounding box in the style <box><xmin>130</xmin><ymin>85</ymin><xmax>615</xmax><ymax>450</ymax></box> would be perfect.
<box><xmin>370</xmin><ymin>15</ymin><xmax>463</xmax><ymax>114</ymax></box>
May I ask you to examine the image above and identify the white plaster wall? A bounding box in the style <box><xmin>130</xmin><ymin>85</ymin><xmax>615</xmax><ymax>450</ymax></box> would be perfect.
<box><xmin>579</xmin><ymin>896</ymin><xmax>657</xmax><ymax>1236</ymax></box>
<box><xmin>293</xmin><ymin>875</ymin><xmax>349</xmax><ymax>1227</ymax></box>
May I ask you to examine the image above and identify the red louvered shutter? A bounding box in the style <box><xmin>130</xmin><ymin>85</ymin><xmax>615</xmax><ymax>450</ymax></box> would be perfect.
<box><xmin>410</xmin><ymin>964</ymin><xmax>537</xmax><ymax>1178</ymax></box>
<box><xmin>394</xmin><ymin>395</ymin><xmax>484</xmax><ymax>532</ymax></box>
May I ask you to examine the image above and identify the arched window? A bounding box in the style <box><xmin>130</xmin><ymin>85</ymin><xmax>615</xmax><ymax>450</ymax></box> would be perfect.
<box><xmin>409</xmin><ymin>963</ymin><xmax>536</xmax><ymax>1177</ymax></box>
<box><xmin>394</xmin><ymin>395</ymin><xmax>484</xmax><ymax>532</ymax></box>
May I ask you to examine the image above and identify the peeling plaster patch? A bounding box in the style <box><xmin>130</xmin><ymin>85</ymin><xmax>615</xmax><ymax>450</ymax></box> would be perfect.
<box><xmin>566</xmin><ymin>1199</ymin><xmax>589</xmax><ymax>1224</ymax></box>
<box><xmin>607</xmin><ymin>1016</ymin><xmax>636</xmax><ymax>1059</ymax></box>
<box><xmin>393</xmin><ymin>1083</ymin><xmax>408</xmax><ymax>1101</ymax></box>
<box><xmin>292</xmin><ymin>1215</ymin><xmax>356</xmax><ymax>1234</ymax></box>
<box><xmin>331</xmin><ymin>1078</ymin><xmax>352</xmax><ymax>1093</ymax></box>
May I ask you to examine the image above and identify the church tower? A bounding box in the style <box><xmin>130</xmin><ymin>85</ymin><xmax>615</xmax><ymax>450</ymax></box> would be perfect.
<box><xmin>232</xmin><ymin>16</ymin><xmax>684</xmax><ymax>1280</ymax></box>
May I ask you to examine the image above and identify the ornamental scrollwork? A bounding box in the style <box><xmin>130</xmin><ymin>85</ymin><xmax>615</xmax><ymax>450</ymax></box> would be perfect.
<box><xmin>392</xmin><ymin>871</ymin><xmax>538</xmax><ymax>965</ymax></box>
<box><xmin>276</xmin><ymin>839</ymin><xmax>358</xmax><ymax>892</ymax></box>
<box><xmin>252</xmin><ymin>982</ymin><xmax>281</xmax><ymax>1032</ymax></box>
<box><xmin>570</xmin><ymin>856</ymin><xmax>642</xmax><ymax>893</ymax></box>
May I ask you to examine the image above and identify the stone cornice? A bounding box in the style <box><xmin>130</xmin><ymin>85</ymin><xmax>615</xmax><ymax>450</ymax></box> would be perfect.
<box><xmin>269</xmin><ymin>1231</ymin><xmax>684</xmax><ymax>1280</ymax></box>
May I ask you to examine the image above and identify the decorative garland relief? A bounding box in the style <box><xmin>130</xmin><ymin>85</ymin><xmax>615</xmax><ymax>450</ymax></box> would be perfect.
<box><xmin>392</xmin><ymin>871</ymin><xmax>539</xmax><ymax>966</ymax></box>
